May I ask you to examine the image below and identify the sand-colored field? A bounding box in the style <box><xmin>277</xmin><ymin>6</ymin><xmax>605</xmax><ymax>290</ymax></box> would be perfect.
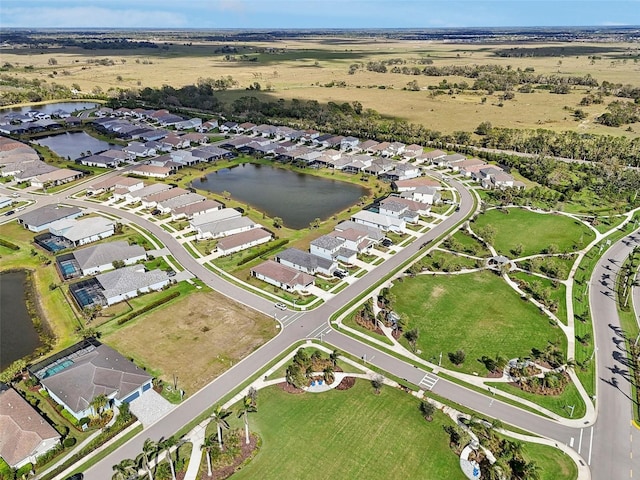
<box><xmin>104</xmin><ymin>289</ymin><xmax>278</xmax><ymax>394</ymax></box>
<box><xmin>2</xmin><ymin>38</ymin><xmax>639</xmax><ymax>137</ymax></box>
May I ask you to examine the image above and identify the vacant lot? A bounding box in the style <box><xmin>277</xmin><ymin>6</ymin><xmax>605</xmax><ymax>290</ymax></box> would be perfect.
<box><xmin>391</xmin><ymin>271</ymin><xmax>564</xmax><ymax>374</ymax></box>
<box><xmin>2</xmin><ymin>39</ymin><xmax>638</xmax><ymax>138</ymax></box>
<box><xmin>104</xmin><ymin>289</ymin><xmax>278</xmax><ymax>394</ymax></box>
<box><xmin>472</xmin><ymin>208</ymin><xmax>594</xmax><ymax>257</ymax></box>
<box><xmin>226</xmin><ymin>380</ymin><xmax>575</xmax><ymax>480</ymax></box>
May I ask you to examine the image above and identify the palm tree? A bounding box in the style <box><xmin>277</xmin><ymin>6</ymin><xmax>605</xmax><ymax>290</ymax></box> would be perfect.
<box><xmin>159</xmin><ymin>437</ymin><xmax>177</xmax><ymax>480</ymax></box>
<box><xmin>90</xmin><ymin>393</ymin><xmax>109</xmax><ymax>417</ymax></box>
<box><xmin>112</xmin><ymin>458</ymin><xmax>137</xmax><ymax>480</ymax></box>
<box><xmin>323</xmin><ymin>365</ymin><xmax>334</xmax><ymax>384</ymax></box>
<box><xmin>238</xmin><ymin>394</ymin><xmax>257</xmax><ymax>445</ymax></box>
<box><xmin>419</xmin><ymin>401</ymin><xmax>436</xmax><ymax>421</ymax></box>
<box><xmin>137</xmin><ymin>438</ymin><xmax>159</xmax><ymax>480</ymax></box>
<box><xmin>329</xmin><ymin>349</ymin><xmax>340</xmax><ymax>368</ymax></box>
<box><xmin>211</xmin><ymin>405</ymin><xmax>231</xmax><ymax>450</ymax></box>
<box><xmin>371</xmin><ymin>375</ymin><xmax>384</xmax><ymax>394</ymax></box>
<box><xmin>201</xmin><ymin>434</ymin><xmax>217</xmax><ymax>477</ymax></box>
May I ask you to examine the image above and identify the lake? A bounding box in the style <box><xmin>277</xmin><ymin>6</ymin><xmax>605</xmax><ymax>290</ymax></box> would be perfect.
<box><xmin>34</xmin><ymin>131</ymin><xmax>118</xmax><ymax>160</ymax></box>
<box><xmin>192</xmin><ymin>163</ymin><xmax>368</xmax><ymax>229</ymax></box>
<box><xmin>5</xmin><ymin>101</ymin><xmax>99</xmax><ymax>115</ymax></box>
<box><xmin>0</xmin><ymin>270</ymin><xmax>41</xmax><ymax>371</ymax></box>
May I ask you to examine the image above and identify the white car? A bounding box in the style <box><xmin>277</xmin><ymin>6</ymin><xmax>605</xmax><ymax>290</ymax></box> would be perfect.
<box><xmin>275</xmin><ymin>303</ymin><xmax>288</xmax><ymax>311</ymax></box>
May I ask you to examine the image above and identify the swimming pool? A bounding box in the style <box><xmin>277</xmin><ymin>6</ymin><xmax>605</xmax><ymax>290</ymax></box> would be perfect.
<box><xmin>43</xmin><ymin>359</ymin><xmax>74</xmax><ymax>378</ymax></box>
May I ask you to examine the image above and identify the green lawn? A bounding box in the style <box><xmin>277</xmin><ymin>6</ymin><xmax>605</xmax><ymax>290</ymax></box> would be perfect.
<box><xmin>223</xmin><ymin>380</ymin><xmax>576</xmax><ymax>480</ymax></box>
<box><xmin>230</xmin><ymin>381</ymin><xmax>465</xmax><ymax>480</ymax></box>
<box><xmin>391</xmin><ymin>271</ymin><xmax>565</xmax><ymax>374</ymax></box>
<box><xmin>419</xmin><ymin>250</ymin><xmax>482</xmax><ymax>272</ymax></box>
<box><xmin>488</xmin><ymin>381</ymin><xmax>587</xmax><ymax>419</ymax></box>
<box><xmin>509</xmin><ymin>271</ymin><xmax>568</xmax><ymax>325</ymax></box>
<box><xmin>448</xmin><ymin>230</ymin><xmax>492</xmax><ymax>257</ymax></box>
<box><xmin>472</xmin><ymin>208</ymin><xmax>594</xmax><ymax>257</ymax></box>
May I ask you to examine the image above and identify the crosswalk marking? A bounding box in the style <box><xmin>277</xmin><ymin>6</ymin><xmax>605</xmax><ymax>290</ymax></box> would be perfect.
<box><xmin>419</xmin><ymin>373</ymin><xmax>438</xmax><ymax>390</ymax></box>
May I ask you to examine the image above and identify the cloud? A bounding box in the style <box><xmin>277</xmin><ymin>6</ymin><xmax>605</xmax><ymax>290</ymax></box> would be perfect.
<box><xmin>1</xmin><ymin>6</ymin><xmax>189</xmax><ymax>28</ymax></box>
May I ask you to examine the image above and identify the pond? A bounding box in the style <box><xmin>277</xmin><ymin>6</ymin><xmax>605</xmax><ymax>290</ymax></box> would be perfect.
<box><xmin>4</xmin><ymin>101</ymin><xmax>99</xmax><ymax>115</ymax></box>
<box><xmin>34</xmin><ymin>131</ymin><xmax>118</xmax><ymax>160</ymax></box>
<box><xmin>0</xmin><ymin>270</ymin><xmax>41</xmax><ymax>371</ymax></box>
<box><xmin>192</xmin><ymin>163</ymin><xmax>368</xmax><ymax>229</ymax></box>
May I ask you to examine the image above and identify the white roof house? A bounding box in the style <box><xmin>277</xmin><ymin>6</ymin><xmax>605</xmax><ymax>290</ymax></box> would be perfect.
<box><xmin>71</xmin><ymin>241</ymin><xmax>147</xmax><ymax>276</ymax></box>
<box><xmin>96</xmin><ymin>266</ymin><xmax>170</xmax><ymax>306</ymax></box>
<box><xmin>351</xmin><ymin>210</ymin><xmax>406</xmax><ymax>232</ymax></box>
<box><xmin>48</xmin><ymin>216</ymin><xmax>115</xmax><ymax>247</ymax></box>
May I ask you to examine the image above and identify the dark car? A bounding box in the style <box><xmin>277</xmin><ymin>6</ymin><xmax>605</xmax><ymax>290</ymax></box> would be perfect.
<box><xmin>381</xmin><ymin>239</ymin><xmax>393</xmax><ymax>247</ymax></box>
<box><xmin>151</xmin><ymin>209</ymin><xmax>161</xmax><ymax>216</ymax></box>
<box><xmin>64</xmin><ymin>474</ymin><xmax>84</xmax><ymax>480</ymax></box>
<box><xmin>4</xmin><ymin>210</ymin><xmax>15</xmax><ymax>216</ymax></box>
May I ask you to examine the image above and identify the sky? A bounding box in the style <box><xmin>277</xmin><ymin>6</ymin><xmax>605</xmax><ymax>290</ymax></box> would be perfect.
<box><xmin>1</xmin><ymin>1</ymin><xmax>639</xmax><ymax>29</ymax></box>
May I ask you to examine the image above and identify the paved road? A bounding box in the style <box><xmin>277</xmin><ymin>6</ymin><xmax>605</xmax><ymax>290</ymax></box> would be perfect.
<box><xmin>588</xmin><ymin>229</ymin><xmax>640</xmax><ymax>480</ymax></box>
<box><xmin>1</xmin><ymin>174</ymin><xmax>625</xmax><ymax>479</ymax></box>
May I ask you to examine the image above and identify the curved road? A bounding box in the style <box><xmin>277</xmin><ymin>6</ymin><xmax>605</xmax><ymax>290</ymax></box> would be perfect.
<box><xmin>588</xmin><ymin>227</ymin><xmax>640</xmax><ymax>480</ymax></box>
<box><xmin>3</xmin><ymin>173</ymin><xmax>631</xmax><ymax>479</ymax></box>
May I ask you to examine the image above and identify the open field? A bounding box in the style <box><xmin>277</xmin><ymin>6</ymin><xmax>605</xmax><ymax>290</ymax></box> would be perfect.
<box><xmin>2</xmin><ymin>38</ymin><xmax>639</xmax><ymax>138</ymax></box>
<box><xmin>510</xmin><ymin>271</ymin><xmax>568</xmax><ymax>325</ymax></box>
<box><xmin>218</xmin><ymin>380</ymin><xmax>575</xmax><ymax>480</ymax></box>
<box><xmin>104</xmin><ymin>289</ymin><xmax>278</xmax><ymax>394</ymax></box>
<box><xmin>472</xmin><ymin>208</ymin><xmax>594</xmax><ymax>257</ymax></box>
<box><xmin>391</xmin><ymin>271</ymin><xmax>565</xmax><ymax>374</ymax></box>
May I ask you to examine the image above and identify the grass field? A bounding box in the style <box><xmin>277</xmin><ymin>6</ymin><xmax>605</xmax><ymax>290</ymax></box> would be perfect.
<box><xmin>104</xmin><ymin>289</ymin><xmax>278</xmax><ymax>394</ymax></box>
<box><xmin>390</xmin><ymin>271</ymin><xmax>565</xmax><ymax>374</ymax></box>
<box><xmin>220</xmin><ymin>380</ymin><xmax>575</xmax><ymax>480</ymax></box>
<box><xmin>2</xmin><ymin>39</ymin><xmax>639</xmax><ymax>139</ymax></box>
<box><xmin>509</xmin><ymin>271</ymin><xmax>568</xmax><ymax>325</ymax></box>
<box><xmin>472</xmin><ymin>208</ymin><xmax>594</xmax><ymax>257</ymax></box>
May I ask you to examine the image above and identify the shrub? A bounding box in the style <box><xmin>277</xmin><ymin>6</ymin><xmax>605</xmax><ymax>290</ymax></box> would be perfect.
<box><xmin>116</xmin><ymin>291</ymin><xmax>181</xmax><ymax>325</ymax></box>
<box><xmin>0</xmin><ymin>237</ymin><xmax>20</xmax><ymax>250</ymax></box>
<box><xmin>63</xmin><ymin>437</ymin><xmax>76</xmax><ymax>448</ymax></box>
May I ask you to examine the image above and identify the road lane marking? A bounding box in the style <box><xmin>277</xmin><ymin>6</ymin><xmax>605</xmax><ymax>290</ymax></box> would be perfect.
<box><xmin>588</xmin><ymin>426</ymin><xmax>594</xmax><ymax>465</ymax></box>
<box><xmin>418</xmin><ymin>373</ymin><xmax>438</xmax><ymax>390</ymax></box>
<box><xmin>578</xmin><ymin>428</ymin><xmax>583</xmax><ymax>454</ymax></box>
<box><xmin>570</xmin><ymin>437</ymin><xmax>574</xmax><ymax>448</ymax></box>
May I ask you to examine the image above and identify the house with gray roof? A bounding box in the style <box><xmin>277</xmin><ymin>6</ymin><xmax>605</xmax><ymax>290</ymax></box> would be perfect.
<box><xmin>0</xmin><ymin>385</ymin><xmax>60</xmax><ymax>469</ymax></box>
<box><xmin>251</xmin><ymin>260</ymin><xmax>315</xmax><ymax>292</ymax></box>
<box><xmin>276</xmin><ymin>248</ymin><xmax>336</xmax><ymax>276</ymax></box>
<box><xmin>80</xmin><ymin>154</ymin><xmax>120</xmax><ymax>168</ymax></box>
<box><xmin>68</xmin><ymin>240</ymin><xmax>146</xmax><ymax>276</ymax></box>
<box><xmin>352</xmin><ymin>210</ymin><xmax>406</xmax><ymax>233</ymax></box>
<box><xmin>310</xmin><ymin>234</ymin><xmax>357</xmax><ymax>264</ymax></box>
<box><xmin>48</xmin><ymin>216</ymin><xmax>115</xmax><ymax>247</ymax></box>
<box><xmin>38</xmin><ymin>342</ymin><xmax>153</xmax><ymax>421</ymax></box>
<box><xmin>171</xmin><ymin>199</ymin><xmax>222</xmax><ymax>220</ymax></box>
<box><xmin>96</xmin><ymin>265</ymin><xmax>170</xmax><ymax>306</ymax></box>
<box><xmin>121</xmin><ymin>183</ymin><xmax>172</xmax><ymax>203</ymax></box>
<box><xmin>18</xmin><ymin>204</ymin><xmax>82</xmax><ymax>232</ymax></box>
<box><xmin>195</xmin><ymin>216</ymin><xmax>257</xmax><ymax>240</ymax></box>
<box><xmin>157</xmin><ymin>193</ymin><xmax>205</xmax><ymax>213</ymax></box>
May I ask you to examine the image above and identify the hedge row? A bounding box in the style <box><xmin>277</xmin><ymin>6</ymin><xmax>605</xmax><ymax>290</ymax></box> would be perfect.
<box><xmin>39</xmin><ymin>417</ymin><xmax>137</xmax><ymax>480</ymax></box>
<box><xmin>116</xmin><ymin>291</ymin><xmax>181</xmax><ymax>325</ymax></box>
<box><xmin>237</xmin><ymin>238</ymin><xmax>288</xmax><ymax>266</ymax></box>
<box><xmin>0</xmin><ymin>237</ymin><xmax>20</xmax><ymax>251</ymax></box>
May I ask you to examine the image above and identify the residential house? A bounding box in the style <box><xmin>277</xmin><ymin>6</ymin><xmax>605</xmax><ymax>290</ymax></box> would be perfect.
<box><xmin>93</xmin><ymin>266</ymin><xmax>170</xmax><ymax>306</ymax></box>
<box><xmin>195</xmin><ymin>216</ymin><xmax>256</xmax><ymax>240</ymax></box>
<box><xmin>421</xmin><ymin>149</ymin><xmax>447</xmax><ymax>164</ymax></box>
<box><xmin>437</xmin><ymin>153</ymin><xmax>466</xmax><ymax>168</ymax></box>
<box><xmin>352</xmin><ymin>210</ymin><xmax>405</xmax><ymax>232</ymax></box>
<box><xmin>30</xmin><ymin>168</ymin><xmax>83</xmax><ymax>189</ymax></box>
<box><xmin>0</xmin><ymin>196</ymin><xmax>13</xmax><ymax>209</ymax></box>
<box><xmin>79</xmin><ymin>154</ymin><xmax>120</xmax><ymax>168</ymax></box>
<box><xmin>18</xmin><ymin>205</ymin><xmax>83</xmax><ymax>232</ymax></box>
<box><xmin>310</xmin><ymin>234</ymin><xmax>357</xmax><ymax>264</ymax></box>
<box><xmin>402</xmin><ymin>144</ymin><xmax>424</xmax><ymax>160</ymax></box>
<box><xmin>65</xmin><ymin>241</ymin><xmax>146</xmax><ymax>276</ymax></box>
<box><xmin>141</xmin><ymin>187</ymin><xmax>190</xmax><ymax>209</ymax></box>
<box><xmin>392</xmin><ymin>177</ymin><xmax>442</xmax><ymax>192</ymax></box>
<box><xmin>382</xmin><ymin>163</ymin><xmax>421</xmax><ymax>181</ymax></box>
<box><xmin>301</xmin><ymin>129</ymin><xmax>320</xmax><ymax>142</ymax></box>
<box><xmin>123</xmin><ymin>142</ymin><xmax>155</xmax><ymax>158</ymax></box>
<box><xmin>48</xmin><ymin>216</ymin><xmax>115</xmax><ymax>247</ymax></box>
<box><xmin>174</xmin><ymin>118</ymin><xmax>202</xmax><ymax>131</ymax></box>
<box><xmin>0</xmin><ymin>385</ymin><xmax>60</xmax><ymax>469</ymax></box>
<box><xmin>157</xmin><ymin>193</ymin><xmax>205</xmax><ymax>214</ymax></box>
<box><xmin>335</xmin><ymin>220</ymin><xmax>385</xmax><ymax>244</ymax></box>
<box><xmin>216</xmin><ymin>228</ymin><xmax>272</xmax><ymax>256</ymax></box>
<box><xmin>235</xmin><ymin>122</ymin><xmax>256</xmax><ymax>134</ymax></box>
<box><xmin>378</xmin><ymin>200</ymin><xmax>419</xmax><ymax>224</ymax></box>
<box><xmin>251</xmin><ymin>260</ymin><xmax>315</xmax><ymax>292</ymax></box>
<box><xmin>36</xmin><ymin>341</ymin><xmax>153</xmax><ymax>421</ymax></box>
<box><xmin>341</xmin><ymin>136</ymin><xmax>360</xmax><ymax>150</ymax></box>
<box><xmin>451</xmin><ymin>158</ymin><xmax>485</xmax><ymax>173</ymax></box>
<box><xmin>329</xmin><ymin>228</ymin><xmax>375</xmax><ymax>253</ymax></box>
<box><xmin>129</xmin><ymin>164</ymin><xmax>173</xmax><ymax>179</ymax></box>
<box><xmin>255</xmin><ymin>124</ymin><xmax>277</xmax><ymax>137</ymax></box>
<box><xmin>363</xmin><ymin>157</ymin><xmax>395</xmax><ymax>176</ymax></box>
<box><xmin>219</xmin><ymin>121</ymin><xmax>238</xmax><ymax>133</ymax></box>
<box><xmin>405</xmin><ymin>186</ymin><xmax>441</xmax><ymax>205</ymax></box>
<box><xmin>171</xmin><ymin>199</ymin><xmax>222</xmax><ymax>220</ymax></box>
<box><xmin>120</xmin><ymin>183</ymin><xmax>171</xmax><ymax>203</ymax></box>
<box><xmin>276</xmin><ymin>248</ymin><xmax>336</xmax><ymax>276</ymax></box>
<box><xmin>381</xmin><ymin>195</ymin><xmax>431</xmax><ymax>215</ymax></box>
<box><xmin>181</xmin><ymin>132</ymin><xmax>208</xmax><ymax>145</ymax></box>
<box><xmin>197</xmin><ymin>119</ymin><xmax>219</xmax><ymax>132</ymax></box>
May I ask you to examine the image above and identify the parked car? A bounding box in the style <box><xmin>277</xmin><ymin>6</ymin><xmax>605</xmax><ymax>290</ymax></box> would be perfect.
<box><xmin>381</xmin><ymin>238</ymin><xmax>393</xmax><ymax>247</ymax></box>
<box><xmin>64</xmin><ymin>474</ymin><xmax>84</xmax><ymax>480</ymax></box>
<box><xmin>333</xmin><ymin>269</ymin><xmax>348</xmax><ymax>279</ymax></box>
<box><xmin>151</xmin><ymin>209</ymin><xmax>161</xmax><ymax>216</ymax></box>
<box><xmin>4</xmin><ymin>210</ymin><xmax>15</xmax><ymax>216</ymax></box>
<box><xmin>275</xmin><ymin>302</ymin><xmax>287</xmax><ymax>311</ymax></box>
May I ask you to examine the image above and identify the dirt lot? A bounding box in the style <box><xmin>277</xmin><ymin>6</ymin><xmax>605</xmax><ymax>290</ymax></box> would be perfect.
<box><xmin>104</xmin><ymin>289</ymin><xmax>278</xmax><ymax>394</ymax></box>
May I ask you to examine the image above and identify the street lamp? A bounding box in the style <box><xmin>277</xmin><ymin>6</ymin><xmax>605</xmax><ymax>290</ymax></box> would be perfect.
<box><xmin>438</xmin><ymin>352</ymin><xmax>442</xmax><ymax>367</ymax></box>
<box><xmin>567</xmin><ymin>404</ymin><xmax>575</xmax><ymax>417</ymax></box>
